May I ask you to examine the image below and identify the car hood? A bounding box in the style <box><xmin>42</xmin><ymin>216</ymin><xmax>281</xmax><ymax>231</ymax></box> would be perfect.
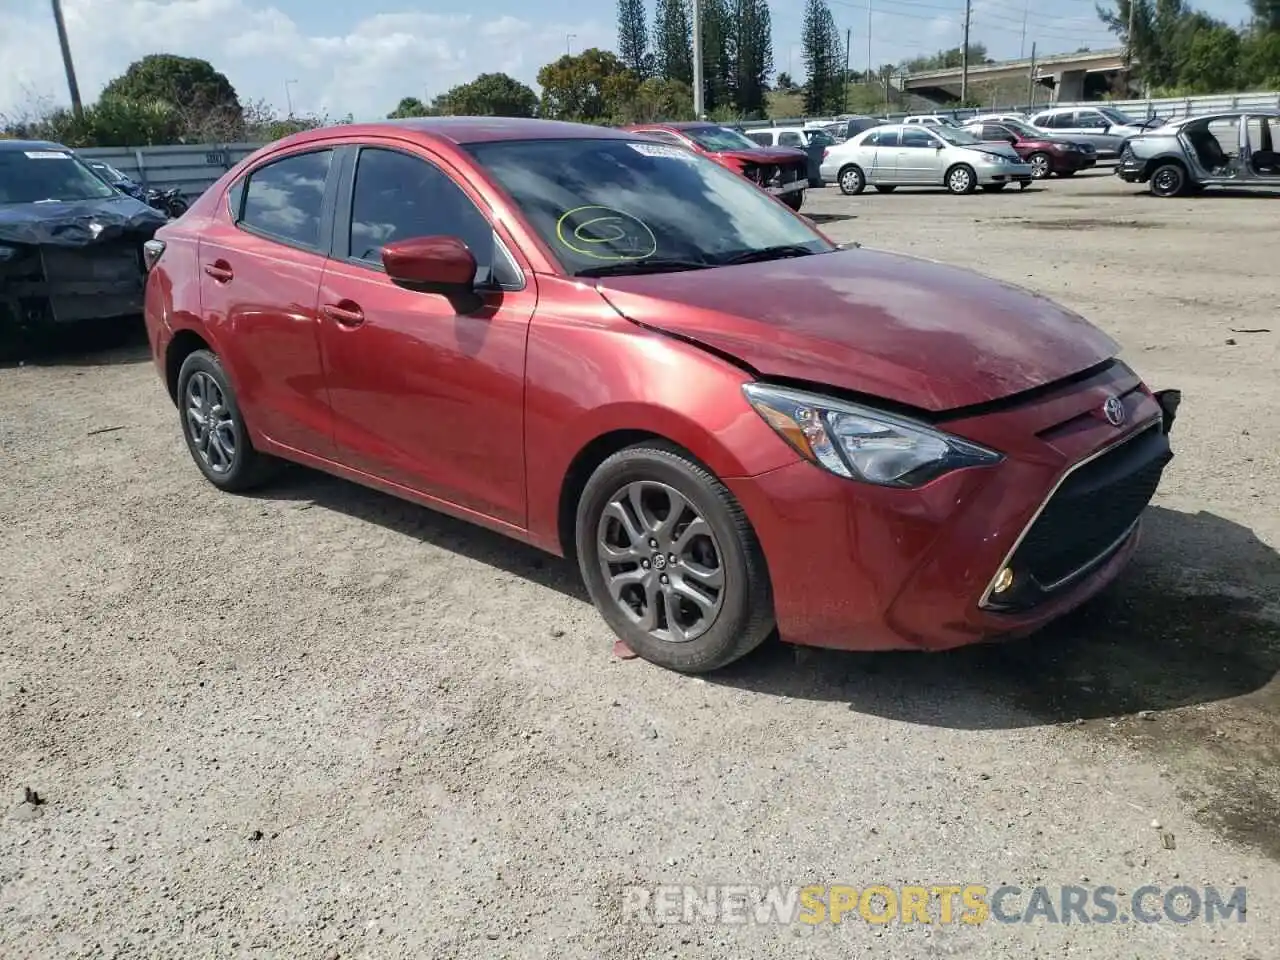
<box><xmin>712</xmin><ymin>146</ymin><xmax>808</xmax><ymax>164</ymax></box>
<box><xmin>594</xmin><ymin>248</ymin><xmax>1119</xmax><ymax>412</ymax></box>
<box><xmin>0</xmin><ymin>194</ymin><xmax>166</xmax><ymax>247</ymax></box>
<box><xmin>964</xmin><ymin>143</ymin><xmax>1022</xmax><ymax>161</ymax></box>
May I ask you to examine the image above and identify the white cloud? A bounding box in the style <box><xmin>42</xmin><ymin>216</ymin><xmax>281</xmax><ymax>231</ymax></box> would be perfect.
<box><xmin>0</xmin><ymin>0</ymin><xmax>612</xmax><ymax>122</ymax></box>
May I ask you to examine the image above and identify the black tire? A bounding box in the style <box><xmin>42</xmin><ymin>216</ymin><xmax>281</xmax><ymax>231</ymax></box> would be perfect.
<box><xmin>1027</xmin><ymin>152</ymin><xmax>1052</xmax><ymax>179</ymax></box>
<box><xmin>176</xmin><ymin>349</ymin><xmax>277</xmax><ymax>492</ymax></box>
<box><xmin>945</xmin><ymin>163</ymin><xmax>977</xmax><ymax>195</ymax></box>
<box><xmin>780</xmin><ymin>190</ymin><xmax>804</xmax><ymax>211</ymax></box>
<box><xmin>1149</xmin><ymin>162</ymin><xmax>1187</xmax><ymax>197</ymax></box>
<box><xmin>167</xmin><ymin>198</ymin><xmax>189</xmax><ymax>217</ymax></box>
<box><xmin>874</xmin><ymin>185</ymin><xmax>897</xmax><ymax>193</ymax></box>
<box><xmin>981</xmin><ymin>184</ymin><xmax>1008</xmax><ymax>192</ymax></box>
<box><xmin>837</xmin><ymin>164</ymin><xmax>866</xmax><ymax>195</ymax></box>
<box><xmin>575</xmin><ymin>442</ymin><xmax>775</xmax><ymax>673</ymax></box>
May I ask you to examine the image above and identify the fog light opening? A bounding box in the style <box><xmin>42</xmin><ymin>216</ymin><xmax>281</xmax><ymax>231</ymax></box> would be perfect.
<box><xmin>992</xmin><ymin>567</ymin><xmax>1015</xmax><ymax>595</ymax></box>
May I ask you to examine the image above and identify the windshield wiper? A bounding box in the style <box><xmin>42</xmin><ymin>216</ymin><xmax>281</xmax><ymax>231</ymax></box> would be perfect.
<box><xmin>717</xmin><ymin>245</ymin><xmax>820</xmax><ymax>266</ymax></box>
<box><xmin>576</xmin><ymin>258</ymin><xmax>711</xmax><ymax>278</ymax></box>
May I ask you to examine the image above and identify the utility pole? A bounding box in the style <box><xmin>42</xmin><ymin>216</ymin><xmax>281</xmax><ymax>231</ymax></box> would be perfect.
<box><xmin>960</xmin><ymin>0</ymin><xmax>972</xmax><ymax>105</ymax></box>
<box><xmin>843</xmin><ymin>28</ymin><xmax>852</xmax><ymax>114</ymax></box>
<box><xmin>49</xmin><ymin>0</ymin><xmax>83</xmax><ymax>121</ymax></box>
<box><xmin>1019</xmin><ymin>0</ymin><xmax>1029</xmax><ymax>59</ymax></box>
<box><xmin>866</xmin><ymin>0</ymin><xmax>872</xmax><ymax>81</ymax></box>
<box><xmin>692</xmin><ymin>0</ymin><xmax>705</xmax><ymax>119</ymax></box>
<box><xmin>1026</xmin><ymin>42</ymin><xmax>1037</xmax><ymax>108</ymax></box>
<box><xmin>1123</xmin><ymin>0</ymin><xmax>1136</xmax><ymax>93</ymax></box>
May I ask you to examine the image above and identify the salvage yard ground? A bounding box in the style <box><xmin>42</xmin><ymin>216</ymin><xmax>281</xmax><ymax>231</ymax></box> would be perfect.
<box><xmin>1</xmin><ymin>170</ymin><xmax>1278</xmax><ymax>958</ymax></box>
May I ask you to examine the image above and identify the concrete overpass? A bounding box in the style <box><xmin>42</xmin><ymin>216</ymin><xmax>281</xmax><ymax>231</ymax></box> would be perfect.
<box><xmin>903</xmin><ymin>49</ymin><xmax>1128</xmax><ymax>104</ymax></box>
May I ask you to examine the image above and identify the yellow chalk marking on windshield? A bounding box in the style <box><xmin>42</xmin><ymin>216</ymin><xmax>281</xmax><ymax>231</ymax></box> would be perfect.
<box><xmin>555</xmin><ymin>205</ymin><xmax>657</xmax><ymax>261</ymax></box>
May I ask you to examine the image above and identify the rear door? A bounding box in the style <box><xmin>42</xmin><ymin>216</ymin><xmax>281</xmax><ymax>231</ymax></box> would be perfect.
<box><xmin>198</xmin><ymin>146</ymin><xmax>338</xmax><ymax>456</ymax></box>
<box><xmin>1245</xmin><ymin>115</ymin><xmax>1280</xmax><ymax>180</ymax></box>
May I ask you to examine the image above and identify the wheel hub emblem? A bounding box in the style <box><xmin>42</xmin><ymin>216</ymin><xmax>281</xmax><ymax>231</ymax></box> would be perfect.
<box><xmin>652</xmin><ymin>554</ymin><xmax>667</xmax><ymax>570</ymax></box>
<box><xmin>1102</xmin><ymin>395</ymin><xmax>1126</xmax><ymax>427</ymax></box>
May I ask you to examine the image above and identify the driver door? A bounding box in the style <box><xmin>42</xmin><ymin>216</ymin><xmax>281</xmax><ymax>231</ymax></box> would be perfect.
<box><xmin>896</xmin><ymin>127</ymin><xmax>942</xmax><ymax>183</ymax></box>
<box><xmin>315</xmin><ymin>142</ymin><xmax>536</xmax><ymax>526</ymax></box>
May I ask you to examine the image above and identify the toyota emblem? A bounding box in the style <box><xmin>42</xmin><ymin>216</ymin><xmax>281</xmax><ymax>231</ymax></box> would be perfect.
<box><xmin>1102</xmin><ymin>395</ymin><xmax>1126</xmax><ymax>427</ymax></box>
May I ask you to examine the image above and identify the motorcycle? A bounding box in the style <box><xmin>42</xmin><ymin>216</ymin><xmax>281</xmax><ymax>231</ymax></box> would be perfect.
<box><xmin>144</xmin><ymin>187</ymin><xmax>189</xmax><ymax>219</ymax></box>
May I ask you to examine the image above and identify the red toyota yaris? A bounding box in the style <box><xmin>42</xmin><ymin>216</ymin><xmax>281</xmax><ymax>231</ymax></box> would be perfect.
<box><xmin>142</xmin><ymin>117</ymin><xmax>1178</xmax><ymax>673</ymax></box>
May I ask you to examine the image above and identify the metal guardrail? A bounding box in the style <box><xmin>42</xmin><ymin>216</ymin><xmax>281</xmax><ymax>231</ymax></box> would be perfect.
<box><xmin>747</xmin><ymin>91</ymin><xmax>1280</xmax><ymax>129</ymax></box>
<box><xmin>76</xmin><ymin>142</ymin><xmax>264</xmax><ymax>201</ymax></box>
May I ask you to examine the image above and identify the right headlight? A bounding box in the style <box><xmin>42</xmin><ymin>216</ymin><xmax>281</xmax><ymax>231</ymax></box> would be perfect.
<box><xmin>743</xmin><ymin>383</ymin><xmax>1002</xmax><ymax>487</ymax></box>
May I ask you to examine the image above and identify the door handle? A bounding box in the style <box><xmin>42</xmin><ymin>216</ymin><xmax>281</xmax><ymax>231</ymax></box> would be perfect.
<box><xmin>203</xmin><ymin>260</ymin><xmax>233</xmax><ymax>282</ymax></box>
<box><xmin>322</xmin><ymin>301</ymin><xmax>365</xmax><ymax>327</ymax></box>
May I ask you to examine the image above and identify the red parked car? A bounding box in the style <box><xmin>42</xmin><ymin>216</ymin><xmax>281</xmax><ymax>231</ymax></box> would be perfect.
<box><xmin>962</xmin><ymin>118</ymin><xmax>1098</xmax><ymax>179</ymax></box>
<box><xmin>142</xmin><ymin>117</ymin><xmax>1179</xmax><ymax>673</ymax></box>
<box><xmin>622</xmin><ymin>121</ymin><xmax>810</xmax><ymax>210</ymax></box>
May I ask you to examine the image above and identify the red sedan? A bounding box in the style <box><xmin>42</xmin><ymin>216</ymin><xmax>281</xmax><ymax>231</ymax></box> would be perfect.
<box><xmin>622</xmin><ymin>121</ymin><xmax>810</xmax><ymax>210</ymax></box>
<box><xmin>963</xmin><ymin>118</ymin><xmax>1098</xmax><ymax>179</ymax></box>
<box><xmin>141</xmin><ymin>117</ymin><xmax>1178</xmax><ymax>673</ymax></box>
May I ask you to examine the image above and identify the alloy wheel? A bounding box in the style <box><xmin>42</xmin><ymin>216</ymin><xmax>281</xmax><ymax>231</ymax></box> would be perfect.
<box><xmin>595</xmin><ymin>480</ymin><xmax>725</xmax><ymax>643</ymax></box>
<box><xmin>948</xmin><ymin>167</ymin><xmax>974</xmax><ymax>194</ymax></box>
<box><xmin>1030</xmin><ymin>154</ymin><xmax>1050</xmax><ymax>179</ymax></box>
<box><xmin>184</xmin><ymin>371</ymin><xmax>237</xmax><ymax>475</ymax></box>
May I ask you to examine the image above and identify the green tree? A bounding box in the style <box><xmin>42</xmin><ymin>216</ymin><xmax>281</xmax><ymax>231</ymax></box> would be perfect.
<box><xmin>618</xmin><ymin>76</ymin><xmax>695</xmax><ymax>122</ymax></box>
<box><xmin>775</xmin><ymin>71</ymin><xmax>797</xmax><ymax>92</ymax></box>
<box><xmin>801</xmin><ymin>0</ymin><xmax>843</xmax><ymax>114</ymax></box>
<box><xmin>1250</xmin><ymin>0</ymin><xmax>1280</xmax><ymax>30</ymax></box>
<box><xmin>12</xmin><ymin>96</ymin><xmax>183</xmax><ymax>147</ymax></box>
<box><xmin>432</xmin><ymin>73</ymin><xmax>537</xmax><ymax>116</ymax></box>
<box><xmin>1177</xmin><ymin>21</ymin><xmax>1241</xmax><ymax>92</ymax></box>
<box><xmin>537</xmin><ymin>48</ymin><xmax>639</xmax><ymax>122</ymax></box>
<box><xmin>730</xmin><ymin>0</ymin><xmax>774</xmax><ymax>117</ymax></box>
<box><xmin>654</xmin><ymin>0</ymin><xmax>694</xmax><ymax>85</ymax></box>
<box><xmin>1240</xmin><ymin>28</ymin><xmax>1280</xmax><ymax>88</ymax></box>
<box><xmin>902</xmin><ymin>44</ymin><xmax>989</xmax><ymax>73</ymax></box>
<box><xmin>387</xmin><ymin>97</ymin><xmax>433</xmax><ymax>118</ymax></box>
<box><xmin>101</xmin><ymin>54</ymin><xmax>242</xmax><ymax>131</ymax></box>
<box><xmin>700</xmin><ymin>0</ymin><xmax>734</xmax><ymax>114</ymax></box>
<box><xmin>617</xmin><ymin>0</ymin><xmax>652</xmax><ymax>78</ymax></box>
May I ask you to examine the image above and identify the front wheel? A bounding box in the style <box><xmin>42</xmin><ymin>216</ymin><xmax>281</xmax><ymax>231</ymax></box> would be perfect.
<box><xmin>1149</xmin><ymin>162</ymin><xmax>1187</xmax><ymax>197</ymax></box>
<box><xmin>780</xmin><ymin>190</ymin><xmax>804</xmax><ymax>211</ymax></box>
<box><xmin>1028</xmin><ymin>152</ymin><xmax>1051</xmax><ymax>179</ymax></box>
<box><xmin>838</xmin><ymin>164</ymin><xmax>866</xmax><ymax>195</ymax></box>
<box><xmin>176</xmin><ymin>350</ymin><xmax>277</xmax><ymax>491</ymax></box>
<box><xmin>575</xmin><ymin>444</ymin><xmax>775</xmax><ymax>673</ymax></box>
<box><xmin>945</xmin><ymin>164</ymin><xmax>977</xmax><ymax>195</ymax></box>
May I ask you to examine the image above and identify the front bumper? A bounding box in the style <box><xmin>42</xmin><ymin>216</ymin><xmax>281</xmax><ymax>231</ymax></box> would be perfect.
<box><xmin>977</xmin><ymin>162</ymin><xmax>1034</xmax><ymax>185</ymax></box>
<box><xmin>726</xmin><ymin>365</ymin><xmax>1175</xmax><ymax>652</ymax></box>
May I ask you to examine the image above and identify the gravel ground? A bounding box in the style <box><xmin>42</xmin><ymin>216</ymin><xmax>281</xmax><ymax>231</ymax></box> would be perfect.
<box><xmin>2</xmin><ymin>170</ymin><xmax>1278</xmax><ymax>959</ymax></box>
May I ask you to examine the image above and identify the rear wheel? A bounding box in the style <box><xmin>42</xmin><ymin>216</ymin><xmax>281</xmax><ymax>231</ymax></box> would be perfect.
<box><xmin>176</xmin><ymin>350</ymin><xmax>277</xmax><ymax>492</ymax></box>
<box><xmin>575</xmin><ymin>443</ymin><xmax>775</xmax><ymax>673</ymax></box>
<box><xmin>1149</xmin><ymin>162</ymin><xmax>1187</xmax><ymax>197</ymax></box>
<box><xmin>945</xmin><ymin>164</ymin><xmax>977</xmax><ymax>195</ymax></box>
<box><xmin>874</xmin><ymin>185</ymin><xmax>897</xmax><ymax>193</ymax></box>
<box><xmin>1028</xmin><ymin>152</ymin><xmax>1051</xmax><ymax>179</ymax></box>
<box><xmin>838</xmin><ymin>164</ymin><xmax>866</xmax><ymax>195</ymax></box>
<box><xmin>780</xmin><ymin>190</ymin><xmax>804</xmax><ymax>211</ymax></box>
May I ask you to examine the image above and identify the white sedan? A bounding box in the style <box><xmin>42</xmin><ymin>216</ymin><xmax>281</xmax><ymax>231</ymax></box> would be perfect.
<box><xmin>820</xmin><ymin>123</ymin><xmax>1035</xmax><ymax>195</ymax></box>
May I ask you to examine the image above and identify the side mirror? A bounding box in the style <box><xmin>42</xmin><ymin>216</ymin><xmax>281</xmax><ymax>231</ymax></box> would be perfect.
<box><xmin>382</xmin><ymin>235</ymin><xmax>483</xmax><ymax>311</ymax></box>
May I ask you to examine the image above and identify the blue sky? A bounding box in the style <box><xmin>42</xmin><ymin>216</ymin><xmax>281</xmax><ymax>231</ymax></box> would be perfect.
<box><xmin>0</xmin><ymin>0</ymin><xmax>1255</xmax><ymax>121</ymax></box>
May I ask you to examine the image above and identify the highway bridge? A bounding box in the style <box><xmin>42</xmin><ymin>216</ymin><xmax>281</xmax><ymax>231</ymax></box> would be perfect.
<box><xmin>903</xmin><ymin>48</ymin><xmax>1127</xmax><ymax>103</ymax></box>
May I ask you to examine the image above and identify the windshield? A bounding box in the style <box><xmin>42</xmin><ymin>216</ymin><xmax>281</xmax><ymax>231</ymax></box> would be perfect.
<box><xmin>466</xmin><ymin>138</ymin><xmax>833</xmax><ymax>276</ymax></box>
<box><xmin>807</xmin><ymin>130</ymin><xmax>835</xmax><ymax>147</ymax></box>
<box><xmin>685</xmin><ymin>126</ymin><xmax>761</xmax><ymax>152</ymax></box>
<box><xmin>0</xmin><ymin>148</ymin><xmax>118</xmax><ymax>203</ymax></box>
<box><xmin>997</xmin><ymin>119</ymin><xmax>1041</xmax><ymax>139</ymax></box>
<box><xmin>932</xmin><ymin>126</ymin><xmax>984</xmax><ymax>146</ymax></box>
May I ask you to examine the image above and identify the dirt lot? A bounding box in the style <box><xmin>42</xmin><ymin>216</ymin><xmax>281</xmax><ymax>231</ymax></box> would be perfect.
<box><xmin>2</xmin><ymin>170</ymin><xmax>1278</xmax><ymax>958</ymax></box>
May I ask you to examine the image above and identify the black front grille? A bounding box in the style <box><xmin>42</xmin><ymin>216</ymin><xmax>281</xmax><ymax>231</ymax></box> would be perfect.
<box><xmin>1000</xmin><ymin>423</ymin><xmax>1172</xmax><ymax>605</ymax></box>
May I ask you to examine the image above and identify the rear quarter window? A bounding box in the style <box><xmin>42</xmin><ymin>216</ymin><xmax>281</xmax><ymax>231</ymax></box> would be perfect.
<box><xmin>238</xmin><ymin>149</ymin><xmax>333</xmax><ymax>249</ymax></box>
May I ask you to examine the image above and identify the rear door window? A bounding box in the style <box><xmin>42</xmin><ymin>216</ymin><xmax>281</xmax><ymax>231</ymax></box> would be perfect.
<box><xmin>778</xmin><ymin>131</ymin><xmax>804</xmax><ymax>147</ymax></box>
<box><xmin>745</xmin><ymin>131</ymin><xmax>772</xmax><ymax>146</ymax></box>
<box><xmin>239</xmin><ymin>149</ymin><xmax>333</xmax><ymax>249</ymax></box>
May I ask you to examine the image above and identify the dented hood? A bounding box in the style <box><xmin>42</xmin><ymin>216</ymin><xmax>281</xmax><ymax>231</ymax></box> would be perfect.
<box><xmin>0</xmin><ymin>194</ymin><xmax>166</xmax><ymax>248</ymax></box>
<box><xmin>594</xmin><ymin>247</ymin><xmax>1119</xmax><ymax>412</ymax></box>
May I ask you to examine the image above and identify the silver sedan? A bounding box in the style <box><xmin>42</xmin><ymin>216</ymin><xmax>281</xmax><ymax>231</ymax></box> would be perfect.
<box><xmin>820</xmin><ymin>123</ymin><xmax>1034</xmax><ymax>195</ymax></box>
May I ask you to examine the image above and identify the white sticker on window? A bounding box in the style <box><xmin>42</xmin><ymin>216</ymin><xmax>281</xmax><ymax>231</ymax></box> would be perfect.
<box><xmin>628</xmin><ymin>142</ymin><xmax>695</xmax><ymax>160</ymax></box>
<box><xmin>24</xmin><ymin>151</ymin><xmax>70</xmax><ymax>159</ymax></box>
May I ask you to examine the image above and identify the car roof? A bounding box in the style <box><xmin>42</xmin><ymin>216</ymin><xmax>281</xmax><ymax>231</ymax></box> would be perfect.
<box><xmin>627</xmin><ymin>121</ymin><xmax>721</xmax><ymax>132</ymax></box>
<box><xmin>276</xmin><ymin>116</ymin><xmax>638</xmax><ymax>149</ymax></box>
<box><xmin>1163</xmin><ymin>109</ymin><xmax>1280</xmax><ymax>127</ymax></box>
<box><xmin>0</xmin><ymin>138</ymin><xmax>70</xmax><ymax>152</ymax></box>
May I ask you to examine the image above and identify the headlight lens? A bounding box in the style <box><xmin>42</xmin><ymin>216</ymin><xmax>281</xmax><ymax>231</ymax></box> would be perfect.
<box><xmin>742</xmin><ymin>383</ymin><xmax>1002</xmax><ymax>487</ymax></box>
